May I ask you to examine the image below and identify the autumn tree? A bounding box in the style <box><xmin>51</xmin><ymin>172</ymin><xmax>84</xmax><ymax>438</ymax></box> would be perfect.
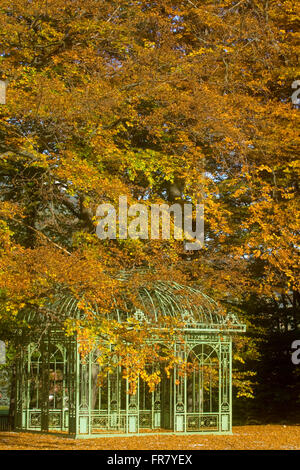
<box><xmin>0</xmin><ymin>0</ymin><xmax>299</xmax><ymax>408</ymax></box>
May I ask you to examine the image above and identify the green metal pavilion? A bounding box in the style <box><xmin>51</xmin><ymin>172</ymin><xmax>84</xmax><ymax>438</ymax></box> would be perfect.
<box><xmin>15</xmin><ymin>280</ymin><xmax>246</xmax><ymax>437</ymax></box>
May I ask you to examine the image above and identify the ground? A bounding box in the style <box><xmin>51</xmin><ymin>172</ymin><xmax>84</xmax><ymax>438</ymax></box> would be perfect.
<box><xmin>0</xmin><ymin>425</ymin><xmax>299</xmax><ymax>450</ymax></box>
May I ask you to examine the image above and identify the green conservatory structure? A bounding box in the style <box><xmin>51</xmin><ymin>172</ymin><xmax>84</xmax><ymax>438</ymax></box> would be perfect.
<box><xmin>15</xmin><ymin>281</ymin><xmax>246</xmax><ymax>437</ymax></box>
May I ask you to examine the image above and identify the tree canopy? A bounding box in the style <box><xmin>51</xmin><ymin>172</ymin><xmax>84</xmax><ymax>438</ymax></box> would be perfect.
<box><xmin>0</xmin><ymin>0</ymin><xmax>299</xmax><ymax>406</ymax></box>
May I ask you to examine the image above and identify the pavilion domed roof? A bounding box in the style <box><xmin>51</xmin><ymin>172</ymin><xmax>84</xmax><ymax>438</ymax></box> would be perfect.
<box><xmin>44</xmin><ymin>278</ymin><xmax>245</xmax><ymax>333</ymax></box>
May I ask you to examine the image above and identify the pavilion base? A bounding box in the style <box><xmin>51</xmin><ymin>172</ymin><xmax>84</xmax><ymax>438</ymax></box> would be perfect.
<box><xmin>14</xmin><ymin>428</ymin><xmax>233</xmax><ymax>439</ymax></box>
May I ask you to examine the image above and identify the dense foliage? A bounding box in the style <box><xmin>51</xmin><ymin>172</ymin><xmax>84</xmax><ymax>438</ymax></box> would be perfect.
<box><xmin>0</xmin><ymin>0</ymin><xmax>299</xmax><ymax>418</ymax></box>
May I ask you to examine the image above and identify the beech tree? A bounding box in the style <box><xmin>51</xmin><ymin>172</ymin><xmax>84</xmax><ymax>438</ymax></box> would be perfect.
<box><xmin>0</xmin><ymin>0</ymin><xmax>299</xmax><ymax>398</ymax></box>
